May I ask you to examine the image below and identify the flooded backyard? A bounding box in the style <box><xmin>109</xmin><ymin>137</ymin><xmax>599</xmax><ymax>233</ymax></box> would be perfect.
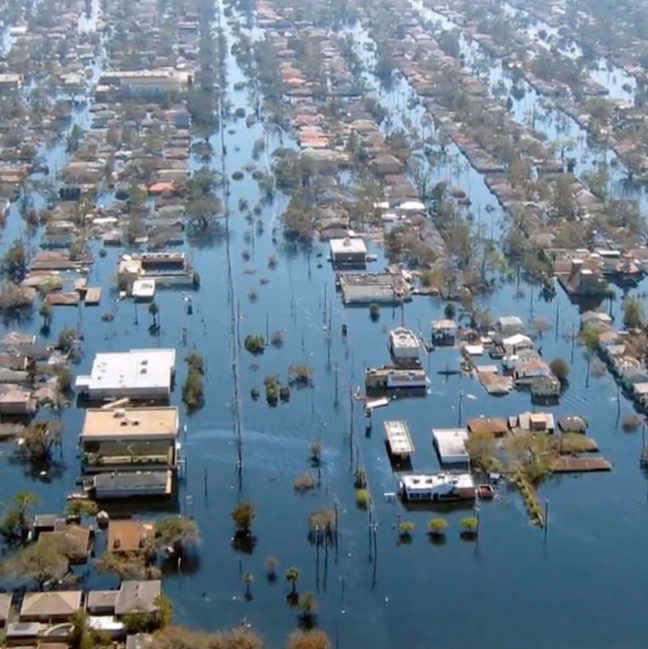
<box><xmin>0</xmin><ymin>0</ymin><xmax>648</xmax><ymax>648</ymax></box>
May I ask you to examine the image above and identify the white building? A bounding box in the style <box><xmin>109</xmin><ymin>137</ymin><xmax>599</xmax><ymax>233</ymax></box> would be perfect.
<box><xmin>399</xmin><ymin>473</ymin><xmax>475</xmax><ymax>502</ymax></box>
<box><xmin>0</xmin><ymin>73</ymin><xmax>23</xmax><ymax>91</ymax></box>
<box><xmin>496</xmin><ymin>315</ymin><xmax>524</xmax><ymax>336</ymax></box>
<box><xmin>329</xmin><ymin>237</ymin><xmax>367</xmax><ymax>266</ymax></box>
<box><xmin>502</xmin><ymin>333</ymin><xmax>534</xmax><ymax>356</ymax></box>
<box><xmin>389</xmin><ymin>327</ymin><xmax>420</xmax><ymax>360</ymax></box>
<box><xmin>75</xmin><ymin>349</ymin><xmax>176</xmax><ymax>401</ymax></box>
<box><xmin>432</xmin><ymin>428</ymin><xmax>470</xmax><ymax>465</ymax></box>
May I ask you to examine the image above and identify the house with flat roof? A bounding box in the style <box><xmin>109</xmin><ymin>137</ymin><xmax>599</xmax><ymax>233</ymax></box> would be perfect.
<box><xmin>93</xmin><ymin>470</ymin><xmax>173</xmax><ymax>499</ymax></box>
<box><xmin>75</xmin><ymin>349</ymin><xmax>176</xmax><ymax>401</ymax></box>
<box><xmin>107</xmin><ymin>520</ymin><xmax>155</xmax><ymax>553</ymax></box>
<box><xmin>329</xmin><ymin>237</ymin><xmax>367</xmax><ymax>267</ymax></box>
<box><xmin>80</xmin><ymin>407</ymin><xmax>179</xmax><ymax>473</ymax></box>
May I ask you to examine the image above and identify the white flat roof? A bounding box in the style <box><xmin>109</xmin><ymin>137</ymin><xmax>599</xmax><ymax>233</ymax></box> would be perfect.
<box><xmin>329</xmin><ymin>237</ymin><xmax>367</xmax><ymax>255</ymax></box>
<box><xmin>75</xmin><ymin>349</ymin><xmax>176</xmax><ymax>393</ymax></box>
<box><xmin>383</xmin><ymin>420</ymin><xmax>414</xmax><ymax>455</ymax></box>
<box><xmin>81</xmin><ymin>407</ymin><xmax>179</xmax><ymax>440</ymax></box>
<box><xmin>390</xmin><ymin>327</ymin><xmax>419</xmax><ymax>348</ymax></box>
<box><xmin>432</xmin><ymin>428</ymin><xmax>469</xmax><ymax>463</ymax></box>
<box><xmin>401</xmin><ymin>472</ymin><xmax>473</xmax><ymax>491</ymax></box>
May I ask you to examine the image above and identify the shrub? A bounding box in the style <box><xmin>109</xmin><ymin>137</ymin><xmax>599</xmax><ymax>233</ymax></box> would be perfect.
<box><xmin>428</xmin><ymin>518</ymin><xmax>448</xmax><ymax>535</ymax></box>
<box><xmin>355</xmin><ymin>488</ymin><xmax>370</xmax><ymax>509</ymax></box>
<box><xmin>549</xmin><ymin>357</ymin><xmax>569</xmax><ymax>381</ymax></box>
<box><xmin>244</xmin><ymin>335</ymin><xmax>265</xmax><ymax>354</ymax></box>
<box><xmin>294</xmin><ymin>473</ymin><xmax>315</xmax><ymax>492</ymax></box>
<box><xmin>622</xmin><ymin>415</ymin><xmax>641</xmax><ymax>432</ymax></box>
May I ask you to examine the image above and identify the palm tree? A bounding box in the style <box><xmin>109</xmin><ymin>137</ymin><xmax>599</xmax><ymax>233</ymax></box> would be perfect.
<box><xmin>298</xmin><ymin>591</ymin><xmax>317</xmax><ymax>628</ymax></box>
<box><xmin>243</xmin><ymin>572</ymin><xmax>254</xmax><ymax>600</ymax></box>
<box><xmin>265</xmin><ymin>556</ymin><xmax>278</xmax><ymax>582</ymax></box>
<box><xmin>39</xmin><ymin>301</ymin><xmax>51</xmax><ymax>329</ymax></box>
<box><xmin>285</xmin><ymin>566</ymin><xmax>300</xmax><ymax>595</ymax></box>
<box><xmin>231</xmin><ymin>501</ymin><xmax>255</xmax><ymax>535</ymax></box>
<box><xmin>148</xmin><ymin>301</ymin><xmax>159</xmax><ymax>327</ymax></box>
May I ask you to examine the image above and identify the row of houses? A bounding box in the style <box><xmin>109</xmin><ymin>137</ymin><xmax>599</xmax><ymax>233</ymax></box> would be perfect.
<box><xmin>1</xmin><ymin>580</ymin><xmax>161</xmax><ymax>645</ymax></box>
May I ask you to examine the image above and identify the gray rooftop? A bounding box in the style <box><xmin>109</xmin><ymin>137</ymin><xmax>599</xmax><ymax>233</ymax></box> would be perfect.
<box><xmin>115</xmin><ymin>581</ymin><xmax>161</xmax><ymax>615</ymax></box>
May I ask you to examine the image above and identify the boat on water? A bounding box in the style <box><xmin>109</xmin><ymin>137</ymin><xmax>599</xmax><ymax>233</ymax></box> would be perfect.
<box><xmin>399</xmin><ymin>472</ymin><xmax>475</xmax><ymax>502</ymax></box>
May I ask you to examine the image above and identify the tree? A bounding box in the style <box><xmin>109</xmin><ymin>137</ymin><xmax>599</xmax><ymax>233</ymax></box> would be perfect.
<box><xmin>623</xmin><ymin>296</ymin><xmax>643</xmax><ymax>329</ymax></box>
<box><xmin>428</xmin><ymin>518</ymin><xmax>448</xmax><ymax>536</ymax></box>
<box><xmin>155</xmin><ymin>516</ymin><xmax>200</xmax><ymax>552</ymax></box>
<box><xmin>58</xmin><ymin>327</ymin><xmax>77</xmax><ymax>352</ymax></box>
<box><xmin>266</xmin><ymin>556</ymin><xmax>278</xmax><ymax>582</ymax></box>
<box><xmin>64</xmin><ymin>499</ymin><xmax>98</xmax><ymax>518</ymax></box>
<box><xmin>287</xmin><ymin>630</ymin><xmax>330</xmax><ymax>649</ymax></box>
<box><xmin>285</xmin><ymin>566</ymin><xmax>300</xmax><ymax>594</ymax></box>
<box><xmin>1</xmin><ymin>239</ymin><xmax>28</xmax><ymax>283</ymax></box>
<box><xmin>39</xmin><ymin>301</ymin><xmax>52</xmax><ymax>329</ymax></box>
<box><xmin>148</xmin><ymin>301</ymin><xmax>159</xmax><ymax>328</ymax></box>
<box><xmin>369</xmin><ymin>302</ymin><xmax>380</xmax><ymax>321</ymax></box>
<box><xmin>16</xmin><ymin>421</ymin><xmax>62</xmax><ymax>465</ymax></box>
<box><xmin>1</xmin><ymin>541</ymin><xmax>70</xmax><ymax>589</ymax></box>
<box><xmin>231</xmin><ymin>501</ymin><xmax>255</xmax><ymax>535</ymax></box>
<box><xmin>549</xmin><ymin>358</ymin><xmax>570</xmax><ymax>382</ymax></box>
<box><xmin>243</xmin><ymin>572</ymin><xmax>254</xmax><ymax>600</ymax></box>
<box><xmin>460</xmin><ymin>517</ymin><xmax>478</xmax><ymax>537</ymax></box>
<box><xmin>298</xmin><ymin>592</ymin><xmax>317</xmax><ymax>628</ymax></box>
<box><xmin>94</xmin><ymin>552</ymin><xmax>160</xmax><ymax>580</ymax></box>
<box><xmin>0</xmin><ymin>490</ymin><xmax>38</xmax><ymax>541</ymax></box>
<box><xmin>398</xmin><ymin>521</ymin><xmax>415</xmax><ymax>541</ymax></box>
<box><xmin>444</xmin><ymin>302</ymin><xmax>456</xmax><ymax>320</ymax></box>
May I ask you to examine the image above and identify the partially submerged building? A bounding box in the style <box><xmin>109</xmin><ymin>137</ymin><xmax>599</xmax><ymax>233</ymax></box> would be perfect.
<box><xmin>329</xmin><ymin>237</ymin><xmax>367</xmax><ymax>268</ymax></box>
<box><xmin>118</xmin><ymin>252</ymin><xmax>197</xmax><ymax>289</ymax></box>
<box><xmin>79</xmin><ymin>407</ymin><xmax>180</xmax><ymax>474</ymax></box>
<box><xmin>75</xmin><ymin>349</ymin><xmax>176</xmax><ymax>401</ymax></box>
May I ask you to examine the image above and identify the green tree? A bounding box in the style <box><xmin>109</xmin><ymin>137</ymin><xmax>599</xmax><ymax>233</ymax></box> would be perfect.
<box><xmin>155</xmin><ymin>516</ymin><xmax>200</xmax><ymax>552</ymax></box>
<box><xmin>1</xmin><ymin>239</ymin><xmax>28</xmax><ymax>283</ymax></box>
<box><xmin>623</xmin><ymin>296</ymin><xmax>643</xmax><ymax>329</ymax></box>
<box><xmin>444</xmin><ymin>302</ymin><xmax>456</xmax><ymax>320</ymax></box>
<box><xmin>64</xmin><ymin>499</ymin><xmax>98</xmax><ymax>518</ymax></box>
<box><xmin>428</xmin><ymin>518</ymin><xmax>448</xmax><ymax>536</ymax></box>
<box><xmin>0</xmin><ymin>541</ymin><xmax>70</xmax><ymax>589</ymax></box>
<box><xmin>16</xmin><ymin>421</ymin><xmax>62</xmax><ymax>465</ymax></box>
<box><xmin>39</xmin><ymin>301</ymin><xmax>52</xmax><ymax>329</ymax></box>
<box><xmin>148</xmin><ymin>301</ymin><xmax>159</xmax><ymax>330</ymax></box>
<box><xmin>285</xmin><ymin>566</ymin><xmax>300</xmax><ymax>594</ymax></box>
<box><xmin>0</xmin><ymin>490</ymin><xmax>38</xmax><ymax>541</ymax></box>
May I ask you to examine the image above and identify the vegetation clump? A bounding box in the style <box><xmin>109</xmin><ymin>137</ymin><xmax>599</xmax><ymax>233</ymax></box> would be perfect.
<box><xmin>244</xmin><ymin>334</ymin><xmax>266</xmax><ymax>355</ymax></box>
<box><xmin>549</xmin><ymin>357</ymin><xmax>570</xmax><ymax>381</ymax></box>
<box><xmin>182</xmin><ymin>353</ymin><xmax>205</xmax><ymax>412</ymax></box>
<box><xmin>355</xmin><ymin>488</ymin><xmax>370</xmax><ymax>509</ymax></box>
<box><xmin>294</xmin><ymin>473</ymin><xmax>315</xmax><ymax>492</ymax></box>
<box><xmin>622</xmin><ymin>415</ymin><xmax>641</xmax><ymax>432</ymax></box>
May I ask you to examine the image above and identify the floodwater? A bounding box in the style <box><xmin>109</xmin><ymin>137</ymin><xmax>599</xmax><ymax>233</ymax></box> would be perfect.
<box><xmin>0</xmin><ymin>2</ymin><xmax>648</xmax><ymax>649</ymax></box>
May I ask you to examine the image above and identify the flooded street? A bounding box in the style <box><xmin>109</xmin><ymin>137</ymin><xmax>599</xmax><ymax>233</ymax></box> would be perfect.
<box><xmin>0</xmin><ymin>0</ymin><xmax>647</xmax><ymax>648</ymax></box>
